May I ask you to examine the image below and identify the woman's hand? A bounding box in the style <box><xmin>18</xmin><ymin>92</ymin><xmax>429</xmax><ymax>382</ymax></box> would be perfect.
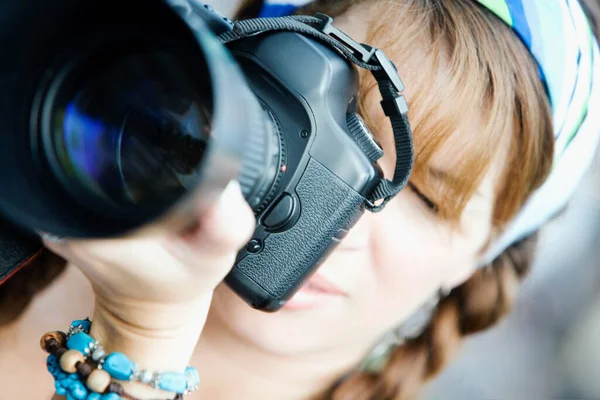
<box><xmin>42</xmin><ymin>181</ymin><xmax>255</xmax><ymax>398</ymax></box>
<box><xmin>43</xmin><ymin>180</ymin><xmax>254</xmax><ymax>308</ymax></box>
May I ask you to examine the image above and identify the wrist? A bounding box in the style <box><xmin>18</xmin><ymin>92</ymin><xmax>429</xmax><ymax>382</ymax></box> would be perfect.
<box><xmin>89</xmin><ymin>295</ymin><xmax>211</xmax><ymax>398</ymax></box>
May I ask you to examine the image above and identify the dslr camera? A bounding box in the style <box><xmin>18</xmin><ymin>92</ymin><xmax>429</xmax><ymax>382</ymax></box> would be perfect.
<box><xmin>0</xmin><ymin>0</ymin><xmax>413</xmax><ymax>311</ymax></box>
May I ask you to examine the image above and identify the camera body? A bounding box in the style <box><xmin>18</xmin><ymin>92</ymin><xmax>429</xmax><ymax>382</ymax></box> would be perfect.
<box><xmin>225</xmin><ymin>32</ymin><xmax>384</xmax><ymax>311</ymax></box>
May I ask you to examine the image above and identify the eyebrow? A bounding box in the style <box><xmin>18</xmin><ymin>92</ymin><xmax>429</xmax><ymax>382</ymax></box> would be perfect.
<box><xmin>429</xmin><ymin>167</ymin><xmax>459</xmax><ymax>186</ymax></box>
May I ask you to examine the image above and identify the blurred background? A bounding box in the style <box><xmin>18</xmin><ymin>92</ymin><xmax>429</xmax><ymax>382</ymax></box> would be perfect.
<box><xmin>214</xmin><ymin>1</ymin><xmax>600</xmax><ymax>398</ymax></box>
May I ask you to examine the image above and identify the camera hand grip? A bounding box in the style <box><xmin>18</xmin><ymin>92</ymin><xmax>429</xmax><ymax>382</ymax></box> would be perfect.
<box><xmin>225</xmin><ymin>158</ymin><xmax>365</xmax><ymax>311</ymax></box>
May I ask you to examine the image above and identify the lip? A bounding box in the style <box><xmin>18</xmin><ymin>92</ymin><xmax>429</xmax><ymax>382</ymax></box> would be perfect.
<box><xmin>282</xmin><ymin>274</ymin><xmax>346</xmax><ymax>311</ymax></box>
<box><xmin>305</xmin><ymin>274</ymin><xmax>347</xmax><ymax>296</ymax></box>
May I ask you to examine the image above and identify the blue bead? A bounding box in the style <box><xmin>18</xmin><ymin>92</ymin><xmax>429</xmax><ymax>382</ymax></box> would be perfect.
<box><xmin>57</xmin><ymin>371</ymin><xmax>68</xmax><ymax>380</ymax></box>
<box><xmin>70</xmin><ymin>381</ymin><xmax>88</xmax><ymax>399</ymax></box>
<box><xmin>71</xmin><ymin>319</ymin><xmax>92</xmax><ymax>333</ymax></box>
<box><xmin>185</xmin><ymin>367</ymin><xmax>200</xmax><ymax>386</ymax></box>
<box><xmin>47</xmin><ymin>354</ymin><xmax>58</xmax><ymax>366</ymax></box>
<box><xmin>55</xmin><ymin>382</ymin><xmax>66</xmax><ymax>396</ymax></box>
<box><xmin>101</xmin><ymin>393</ymin><xmax>122</xmax><ymax>400</ymax></box>
<box><xmin>103</xmin><ymin>353</ymin><xmax>134</xmax><ymax>380</ymax></box>
<box><xmin>87</xmin><ymin>393</ymin><xmax>102</xmax><ymax>400</ymax></box>
<box><xmin>158</xmin><ymin>372</ymin><xmax>188</xmax><ymax>393</ymax></box>
<box><xmin>67</xmin><ymin>393</ymin><xmax>76</xmax><ymax>400</ymax></box>
<box><xmin>60</xmin><ymin>377</ymin><xmax>75</xmax><ymax>389</ymax></box>
<box><xmin>67</xmin><ymin>332</ymin><xmax>95</xmax><ymax>354</ymax></box>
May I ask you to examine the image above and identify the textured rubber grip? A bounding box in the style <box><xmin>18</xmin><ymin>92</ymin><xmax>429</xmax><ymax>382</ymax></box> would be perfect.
<box><xmin>228</xmin><ymin>158</ymin><xmax>365</xmax><ymax>310</ymax></box>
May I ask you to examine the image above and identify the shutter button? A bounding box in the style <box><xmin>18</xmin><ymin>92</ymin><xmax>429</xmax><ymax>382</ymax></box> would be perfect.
<box><xmin>262</xmin><ymin>194</ymin><xmax>296</xmax><ymax>231</ymax></box>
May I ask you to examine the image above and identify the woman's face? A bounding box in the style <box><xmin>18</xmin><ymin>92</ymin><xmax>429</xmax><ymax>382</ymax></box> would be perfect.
<box><xmin>208</xmin><ymin>8</ymin><xmax>503</xmax><ymax>363</ymax></box>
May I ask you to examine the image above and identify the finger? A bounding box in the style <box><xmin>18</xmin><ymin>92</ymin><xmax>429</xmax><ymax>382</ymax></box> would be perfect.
<box><xmin>180</xmin><ymin>180</ymin><xmax>256</xmax><ymax>255</ymax></box>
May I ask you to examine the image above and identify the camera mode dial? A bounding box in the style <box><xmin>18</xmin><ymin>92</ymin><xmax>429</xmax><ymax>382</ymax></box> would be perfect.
<box><xmin>346</xmin><ymin>113</ymin><xmax>383</xmax><ymax>163</ymax></box>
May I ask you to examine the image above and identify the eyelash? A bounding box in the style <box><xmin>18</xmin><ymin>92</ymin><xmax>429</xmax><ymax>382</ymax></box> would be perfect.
<box><xmin>407</xmin><ymin>182</ymin><xmax>439</xmax><ymax>214</ymax></box>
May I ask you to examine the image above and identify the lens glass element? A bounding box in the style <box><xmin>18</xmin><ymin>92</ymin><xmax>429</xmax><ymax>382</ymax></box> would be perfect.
<box><xmin>49</xmin><ymin>50</ymin><xmax>211</xmax><ymax>213</ymax></box>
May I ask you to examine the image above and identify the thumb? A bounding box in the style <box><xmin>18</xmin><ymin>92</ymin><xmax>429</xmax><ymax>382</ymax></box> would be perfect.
<box><xmin>180</xmin><ymin>180</ymin><xmax>256</xmax><ymax>255</ymax></box>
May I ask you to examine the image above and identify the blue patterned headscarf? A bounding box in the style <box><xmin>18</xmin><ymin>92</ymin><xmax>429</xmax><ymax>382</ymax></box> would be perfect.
<box><xmin>259</xmin><ymin>0</ymin><xmax>600</xmax><ymax>263</ymax></box>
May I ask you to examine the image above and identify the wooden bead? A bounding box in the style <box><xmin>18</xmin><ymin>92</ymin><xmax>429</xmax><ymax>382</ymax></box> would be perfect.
<box><xmin>59</xmin><ymin>349</ymin><xmax>85</xmax><ymax>373</ymax></box>
<box><xmin>76</xmin><ymin>362</ymin><xmax>93</xmax><ymax>379</ymax></box>
<box><xmin>40</xmin><ymin>331</ymin><xmax>66</xmax><ymax>353</ymax></box>
<box><xmin>107</xmin><ymin>382</ymin><xmax>124</xmax><ymax>395</ymax></box>
<box><xmin>86</xmin><ymin>369</ymin><xmax>111</xmax><ymax>393</ymax></box>
<box><xmin>54</xmin><ymin>347</ymin><xmax>67</xmax><ymax>359</ymax></box>
<box><xmin>45</xmin><ymin>339</ymin><xmax>60</xmax><ymax>354</ymax></box>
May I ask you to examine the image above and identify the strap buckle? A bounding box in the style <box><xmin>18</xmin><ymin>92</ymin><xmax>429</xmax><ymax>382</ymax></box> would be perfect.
<box><xmin>314</xmin><ymin>13</ymin><xmax>407</xmax><ymax>117</ymax></box>
<box><xmin>371</xmin><ymin>50</ymin><xmax>409</xmax><ymax>118</ymax></box>
<box><xmin>314</xmin><ymin>13</ymin><xmax>377</xmax><ymax>62</ymax></box>
<box><xmin>373</xmin><ymin>49</ymin><xmax>405</xmax><ymax>93</ymax></box>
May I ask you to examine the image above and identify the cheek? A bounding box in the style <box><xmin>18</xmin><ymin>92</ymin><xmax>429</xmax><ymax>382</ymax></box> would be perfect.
<box><xmin>365</xmin><ymin>194</ymin><xmax>476</xmax><ymax>326</ymax></box>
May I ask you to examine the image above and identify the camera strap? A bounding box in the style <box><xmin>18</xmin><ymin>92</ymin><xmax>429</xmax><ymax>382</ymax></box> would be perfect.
<box><xmin>218</xmin><ymin>13</ymin><xmax>414</xmax><ymax>213</ymax></box>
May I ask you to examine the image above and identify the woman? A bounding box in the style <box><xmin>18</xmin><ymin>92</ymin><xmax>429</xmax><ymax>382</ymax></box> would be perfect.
<box><xmin>1</xmin><ymin>0</ymin><xmax>599</xmax><ymax>399</ymax></box>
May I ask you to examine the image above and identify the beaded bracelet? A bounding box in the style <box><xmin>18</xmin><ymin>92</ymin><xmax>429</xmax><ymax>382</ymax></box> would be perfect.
<box><xmin>65</xmin><ymin>319</ymin><xmax>199</xmax><ymax>394</ymax></box>
<box><xmin>41</xmin><ymin>318</ymin><xmax>198</xmax><ymax>400</ymax></box>
<box><xmin>44</xmin><ymin>347</ymin><xmax>183</xmax><ymax>400</ymax></box>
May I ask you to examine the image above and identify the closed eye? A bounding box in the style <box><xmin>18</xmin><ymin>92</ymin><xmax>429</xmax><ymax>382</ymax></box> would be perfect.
<box><xmin>407</xmin><ymin>182</ymin><xmax>439</xmax><ymax>213</ymax></box>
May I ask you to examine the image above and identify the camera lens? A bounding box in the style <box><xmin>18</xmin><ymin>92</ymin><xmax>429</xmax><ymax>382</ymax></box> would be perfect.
<box><xmin>0</xmin><ymin>0</ymin><xmax>259</xmax><ymax>238</ymax></box>
<box><xmin>43</xmin><ymin>50</ymin><xmax>212</xmax><ymax>214</ymax></box>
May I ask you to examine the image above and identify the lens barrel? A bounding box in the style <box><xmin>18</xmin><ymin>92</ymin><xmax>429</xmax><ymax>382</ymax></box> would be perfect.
<box><xmin>0</xmin><ymin>0</ymin><xmax>262</xmax><ymax>237</ymax></box>
<box><xmin>237</xmin><ymin>105</ymin><xmax>286</xmax><ymax>214</ymax></box>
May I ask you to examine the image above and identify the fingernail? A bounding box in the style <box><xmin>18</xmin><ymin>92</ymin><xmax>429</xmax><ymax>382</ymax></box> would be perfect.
<box><xmin>36</xmin><ymin>231</ymin><xmax>66</xmax><ymax>245</ymax></box>
<box><xmin>218</xmin><ymin>180</ymin><xmax>243</xmax><ymax>210</ymax></box>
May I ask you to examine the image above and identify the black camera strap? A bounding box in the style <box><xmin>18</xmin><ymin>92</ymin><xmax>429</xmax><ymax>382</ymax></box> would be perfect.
<box><xmin>218</xmin><ymin>14</ymin><xmax>414</xmax><ymax>213</ymax></box>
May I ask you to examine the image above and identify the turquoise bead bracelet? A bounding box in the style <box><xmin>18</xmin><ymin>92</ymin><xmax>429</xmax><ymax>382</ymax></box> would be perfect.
<box><xmin>46</xmin><ymin>353</ymin><xmax>183</xmax><ymax>400</ymax></box>
<box><xmin>65</xmin><ymin>319</ymin><xmax>200</xmax><ymax>395</ymax></box>
<box><xmin>42</xmin><ymin>318</ymin><xmax>198</xmax><ymax>399</ymax></box>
